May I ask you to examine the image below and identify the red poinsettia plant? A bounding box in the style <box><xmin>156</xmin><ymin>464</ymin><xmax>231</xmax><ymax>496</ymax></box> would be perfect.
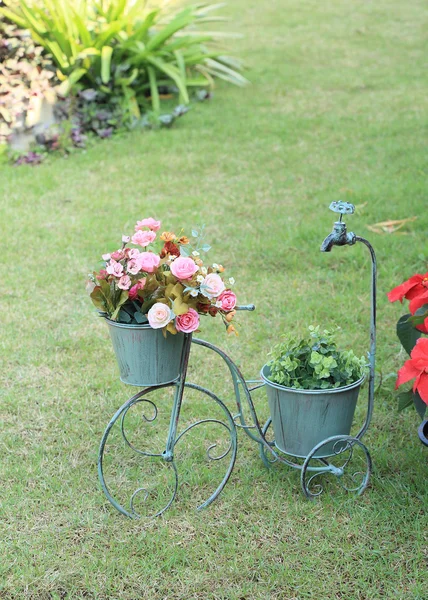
<box><xmin>388</xmin><ymin>271</ymin><xmax>428</xmax><ymax>418</ymax></box>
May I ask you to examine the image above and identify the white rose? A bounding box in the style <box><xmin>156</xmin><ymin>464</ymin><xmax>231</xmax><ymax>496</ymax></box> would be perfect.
<box><xmin>200</xmin><ymin>273</ymin><xmax>226</xmax><ymax>299</ymax></box>
<box><xmin>147</xmin><ymin>303</ymin><xmax>173</xmax><ymax>329</ymax></box>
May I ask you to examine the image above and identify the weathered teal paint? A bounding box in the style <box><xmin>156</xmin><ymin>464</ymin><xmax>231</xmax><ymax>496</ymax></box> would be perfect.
<box><xmin>260</xmin><ymin>364</ymin><xmax>364</xmax><ymax>458</ymax></box>
<box><xmin>105</xmin><ymin>319</ymin><xmax>185</xmax><ymax>386</ymax></box>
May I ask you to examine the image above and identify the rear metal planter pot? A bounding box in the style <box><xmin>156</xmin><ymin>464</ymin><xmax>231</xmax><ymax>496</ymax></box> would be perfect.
<box><xmin>261</xmin><ymin>364</ymin><xmax>364</xmax><ymax>458</ymax></box>
<box><xmin>105</xmin><ymin>318</ymin><xmax>185</xmax><ymax>387</ymax></box>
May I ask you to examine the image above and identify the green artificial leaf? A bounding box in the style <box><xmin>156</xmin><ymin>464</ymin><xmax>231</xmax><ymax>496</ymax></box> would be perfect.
<box><xmin>180</xmin><ymin>245</ymin><xmax>190</xmax><ymax>257</ymax></box>
<box><xmin>110</xmin><ymin>291</ymin><xmax>129</xmax><ymax>321</ymax></box>
<box><xmin>310</xmin><ymin>351</ymin><xmax>322</xmax><ymax>365</ymax></box>
<box><xmin>408</xmin><ymin>304</ymin><xmax>428</xmax><ymax>326</ymax></box>
<box><xmin>90</xmin><ymin>286</ymin><xmax>106</xmax><ymax>311</ymax></box>
<box><xmin>134</xmin><ymin>311</ymin><xmax>147</xmax><ymax>324</ymax></box>
<box><xmin>118</xmin><ymin>309</ymin><xmax>131</xmax><ymax>323</ymax></box>
<box><xmin>413</xmin><ymin>391</ymin><xmax>427</xmax><ymax>419</ymax></box>
<box><xmin>200</xmin><ymin>244</ymin><xmax>211</xmax><ymax>252</ymax></box>
<box><xmin>397</xmin><ymin>390</ymin><xmax>415</xmax><ymax>412</ymax></box>
<box><xmin>396</xmin><ymin>314</ymin><xmax>422</xmax><ymax>355</ymax></box>
<box><xmin>192</xmin><ymin>229</ymin><xmax>199</xmax><ymax>237</ymax></box>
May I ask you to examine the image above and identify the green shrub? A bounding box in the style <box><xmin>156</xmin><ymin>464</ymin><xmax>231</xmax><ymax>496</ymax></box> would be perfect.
<box><xmin>267</xmin><ymin>326</ymin><xmax>367</xmax><ymax>390</ymax></box>
<box><xmin>1</xmin><ymin>0</ymin><xmax>247</xmax><ymax>120</ymax></box>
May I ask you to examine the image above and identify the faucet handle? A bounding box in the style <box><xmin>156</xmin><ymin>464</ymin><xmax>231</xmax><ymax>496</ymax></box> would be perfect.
<box><xmin>329</xmin><ymin>201</ymin><xmax>355</xmax><ymax>216</ymax></box>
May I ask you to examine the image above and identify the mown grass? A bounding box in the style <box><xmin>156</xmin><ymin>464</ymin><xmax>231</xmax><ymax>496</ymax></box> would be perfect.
<box><xmin>1</xmin><ymin>0</ymin><xmax>427</xmax><ymax>598</ymax></box>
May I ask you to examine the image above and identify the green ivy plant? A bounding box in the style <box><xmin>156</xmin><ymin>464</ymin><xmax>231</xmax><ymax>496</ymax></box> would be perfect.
<box><xmin>267</xmin><ymin>326</ymin><xmax>367</xmax><ymax>390</ymax></box>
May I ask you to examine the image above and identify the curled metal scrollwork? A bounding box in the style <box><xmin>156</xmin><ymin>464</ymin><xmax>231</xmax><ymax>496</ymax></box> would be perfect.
<box><xmin>98</xmin><ymin>381</ymin><xmax>238</xmax><ymax>517</ymax></box>
<box><xmin>121</xmin><ymin>398</ymin><xmax>163</xmax><ymax>458</ymax></box>
<box><xmin>128</xmin><ymin>460</ymin><xmax>179</xmax><ymax>518</ymax></box>
<box><xmin>301</xmin><ymin>436</ymin><xmax>372</xmax><ymax>500</ymax></box>
<box><xmin>174</xmin><ymin>418</ymin><xmax>233</xmax><ymax>461</ymax></box>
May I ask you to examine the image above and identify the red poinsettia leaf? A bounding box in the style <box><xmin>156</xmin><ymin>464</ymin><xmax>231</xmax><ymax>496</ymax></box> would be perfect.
<box><xmin>395</xmin><ymin>359</ymin><xmax>420</xmax><ymax>389</ymax></box>
<box><xmin>387</xmin><ymin>275</ymin><xmax>424</xmax><ymax>303</ymax></box>
<box><xmin>409</xmin><ymin>337</ymin><xmax>428</xmax><ymax>368</ymax></box>
<box><xmin>414</xmin><ymin>373</ymin><xmax>428</xmax><ymax>405</ymax></box>
<box><xmin>409</xmin><ymin>290</ymin><xmax>428</xmax><ymax>314</ymax></box>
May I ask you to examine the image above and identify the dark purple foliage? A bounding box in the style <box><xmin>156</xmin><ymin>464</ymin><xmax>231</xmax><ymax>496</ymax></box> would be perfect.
<box><xmin>14</xmin><ymin>151</ymin><xmax>44</xmax><ymax>166</ymax></box>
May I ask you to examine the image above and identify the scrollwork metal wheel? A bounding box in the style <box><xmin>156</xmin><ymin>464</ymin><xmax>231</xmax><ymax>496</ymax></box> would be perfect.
<box><xmin>301</xmin><ymin>435</ymin><xmax>372</xmax><ymax>500</ymax></box>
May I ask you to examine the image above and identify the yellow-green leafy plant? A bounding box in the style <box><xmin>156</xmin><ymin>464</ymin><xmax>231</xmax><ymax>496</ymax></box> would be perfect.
<box><xmin>267</xmin><ymin>327</ymin><xmax>367</xmax><ymax>390</ymax></box>
<box><xmin>1</xmin><ymin>0</ymin><xmax>247</xmax><ymax>119</ymax></box>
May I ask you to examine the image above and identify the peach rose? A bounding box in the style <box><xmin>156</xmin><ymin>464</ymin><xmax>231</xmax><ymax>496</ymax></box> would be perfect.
<box><xmin>138</xmin><ymin>252</ymin><xmax>160</xmax><ymax>273</ymax></box>
<box><xmin>160</xmin><ymin>231</ymin><xmax>177</xmax><ymax>242</ymax></box>
<box><xmin>147</xmin><ymin>303</ymin><xmax>173</xmax><ymax>329</ymax></box>
<box><xmin>170</xmin><ymin>256</ymin><xmax>199</xmax><ymax>280</ymax></box>
<box><xmin>175</xmin><ymin>308</ymin><xmax>200</xmax><ymax>333</ymax></box>
<box><xmin>201</xmin><ymin>273</ymin><xmax>225</xmax><ymax>299</ymax></box>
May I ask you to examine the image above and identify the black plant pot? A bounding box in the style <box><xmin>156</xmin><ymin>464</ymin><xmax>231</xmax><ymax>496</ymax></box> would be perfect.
<box><xmin>418</xmin><ymin>419</ymin><xmax>428</xmax><ymax>447</ymax></box>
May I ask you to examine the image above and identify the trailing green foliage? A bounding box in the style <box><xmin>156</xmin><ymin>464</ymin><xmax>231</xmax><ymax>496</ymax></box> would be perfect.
<box><xmin>267</xmin><ymin>326</ymin><xmax>367</xmax><ymax>390</ymax></box>
<box><xmin>1</xmin><ymin>0</ymin><xmax>247</xmax><ymax>119</ymax></box>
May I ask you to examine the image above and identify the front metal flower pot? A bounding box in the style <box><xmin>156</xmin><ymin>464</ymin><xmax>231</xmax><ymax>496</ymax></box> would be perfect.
<box><xmin>260</xmin><ymin>364</ymin><xmax>364</xmax><ymax>458</ymax></box>
<box><xmin>105</xmin><ymin>319</ymin><xmax>185</xmax><ymax>387</ymax></box>
<box><xmin>418</xmin><ymin>419</ymin><xmax>428</xmax><ymax>447</ymax></box>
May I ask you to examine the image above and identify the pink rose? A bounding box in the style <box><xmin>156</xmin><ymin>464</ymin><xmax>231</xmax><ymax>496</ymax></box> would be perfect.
<box><xmin>129</xmin><ymin>278</ymin><xmax>146</xmax><ymax>300</ymax></box>
<box><xmin>127</xmin><ymin>248</ymin><xmax>140</xmax><ymax>259</ymax></box>
<box><xmin>138</xmin><ymin>252</ymin><xmax>160</xmax><ymax>273</ymax></box>
<box><xmin>131</xmin><ymin>230</ymin><xmax>156</xmax><ymax>247</ymax></box>
<box><xmin>102</xmin><ymin>253</ymin><xmax>111</xmax><ymax>261</ymax></box>
<box><xmin>170</xmin><ymin>256</ymin><xmax>199</xmax><ymax>281</ymax></box>
<box><xmin>135</xmin><ymin>218</ymin><xmax>161</xmax><ymax>232</ymax></box>
<box><xmin>147</xmin><ymin>302</ymin><xmax>173</xmax><ymax>329</ymax></box>
<box><xmin>106</xmin><ymin>260</ymin><xmax>124</xmax><ymax>277</ymax></box>
<box><xmin>122</xmin><ymin>235</ymin><xmax>131</xmax><ymax>243</ymax></box>
<box><xmin>117</xmin><ymin>275</ymin><xmax>131</xmax><ymax>290</ymax></box>
<box><xmin>218</xmin><ymin>290</ymin><xmax>237</xmax><ymax>311</ymax></box>
<box><xmin>127</xmin><ymin>259</ymin><xmax>141</xmax><ymax>275</ymax></box>
<box><xmin>111</xmin><ymin>249</ymin><xmax>125</xmax><ymax>261</ymax></box>
<box><xmin>201</xmin><ymin>273</ymin><xmax>225</xmax><ymax>299</ymax></box>
<box><xmin>175</xmin><ymin>308</ymin><xmax>200</xmax><ymax>333</ymax></box>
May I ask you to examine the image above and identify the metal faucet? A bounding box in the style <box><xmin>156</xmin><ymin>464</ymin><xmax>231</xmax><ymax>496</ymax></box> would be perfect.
<box><xmin>320</xmin><ymin>199</ymin><xmax>377</xmax><ymax>441</ymax></box>
<box><xmin>320</xmin><ymin>201</ymin><xmax>357</xmax><ymax>252</ymax></box>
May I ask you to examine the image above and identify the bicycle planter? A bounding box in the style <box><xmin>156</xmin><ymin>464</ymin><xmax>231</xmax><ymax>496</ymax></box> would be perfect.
<box><xmin>98</xmin><ymin>201</ymin><xmax>375</xmax><ymax>516</ymax></box>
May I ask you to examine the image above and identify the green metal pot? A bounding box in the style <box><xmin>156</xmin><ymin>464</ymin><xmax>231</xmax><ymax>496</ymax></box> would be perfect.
<box><xmin>260</xmin><ymin>364</ymin><xmax>364</xmax><ymax>458</ymax></box>
<box><xmin>105</xmin><ymin>319</ymin><xmax>185</xmax><ymax>387</ymax></box>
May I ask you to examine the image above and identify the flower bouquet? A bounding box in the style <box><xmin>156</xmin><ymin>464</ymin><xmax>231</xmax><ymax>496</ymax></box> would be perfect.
<box><xmin>87</xmin><ymin>217</ymin><xmax>238</xmax><ymax>336</ymax></box>
<box><xmin>388</xmin><ymin>271</ymin><xmax>428</xmax><ymax>419</ymax></box>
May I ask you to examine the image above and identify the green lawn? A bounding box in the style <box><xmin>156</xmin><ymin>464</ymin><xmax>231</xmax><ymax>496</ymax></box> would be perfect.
<box><xmin>1</xmin><ymin>0</ymin><xmax>427</xmax><ymax>598</ymax></box>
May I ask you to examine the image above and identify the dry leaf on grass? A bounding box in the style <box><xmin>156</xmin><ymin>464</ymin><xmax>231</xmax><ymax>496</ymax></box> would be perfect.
<box><xmin>366</xmin><ymin>217</ymin><xmax>417</xmax><ymax>234</ymax></box>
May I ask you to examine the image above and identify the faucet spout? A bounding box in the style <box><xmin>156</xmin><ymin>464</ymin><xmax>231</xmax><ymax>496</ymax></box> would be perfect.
<box><xmin>320</xmin><ymin>221</ymin><xmax>356</xmax><ymax>253</ymax></box>
<box><xmin>320</xmin><ymin>233</ymin><xmax>335</xmax><ymax>252</ymax></box>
